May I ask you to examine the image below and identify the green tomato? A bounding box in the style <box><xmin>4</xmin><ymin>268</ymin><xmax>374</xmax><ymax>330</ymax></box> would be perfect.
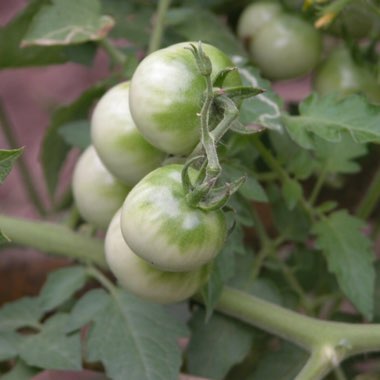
<box><xmin>120</xmin><ymin>164</ymin><xmax>227</xmax><ymax>272</ymax></box>
<box><xmin>72</xmin><ymin>146</ymin><xmax>130</xmax><ymax>229</ymax></box>
<box><xmin>248</xmin><ymin>14</ymin><xmax>322</xmax><ymax>80</ymax></box>
<box><xmin>237</xmin><ymin>1</ymin><xmax>283</xmax><ymax>41</ymax></box>
<box><xmin>129</xmin><ymin>42</ymin><xmax>242</xmax><ymax>155</ymax></box>
<box><xmin>105</xmin><ymin>210</ymin><xmax>210</xmax><ymax>304</ymax></box>
<box><xmin>91</xmin><ymin>82</ymin><xmax>165</xmax><ymax>187</ymax></box>
<box><xmin>313</xmin><ymin>47</ymin><xmax>380</xmax><ymax>104</ymax></box>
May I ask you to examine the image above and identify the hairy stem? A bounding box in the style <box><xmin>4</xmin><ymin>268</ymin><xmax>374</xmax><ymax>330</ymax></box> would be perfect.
<box><xmin>148</xmin><ymin>0</ymin><xmax>172</xmax><ymax>54</ymax></box>
<box><xmin>0</xmin><ymin>101</ymin><xmax>47</xmax><ymax>215</ymax></box>
<box><xmin>0</xmin><ymin>214</ymin><xmax>106</xmax><ymax>267</ymax></box>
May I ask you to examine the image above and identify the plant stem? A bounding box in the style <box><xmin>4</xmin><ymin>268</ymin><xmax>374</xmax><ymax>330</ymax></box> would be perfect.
<box><xmin>0</xmin><ymin>101</ymin><xmax>47</xmax><ymax>216</ymax></box>
<box><xmin>356</xmin><ymin>165</ymin><xmax>380</xmax><ymax>220</ymax></box>
<box><xmin>251</xmin><ymin>134</ymin><xmax>287</xmax><ymax>180</ymax></box>
<box><xmin>309</xmin><ymin>166</ymin><xmax>328</xmax><ymax>206</ymax></box>
<box><xmin>295</xmin><ymin>350</ymin><xmax>333</xmax><ymax>380</ymax></box>
<box><xmin>99</xmin><ymin>38</ymin><xmax>127</xmax><ymax>67</ymax></box>
<box><xmin>0</xmin><ymin>214</ymin><xmax>106</xmax><ymax>268</ymax></box>
<box><xmin>148</xmin><ymin>0</ymin><xmax>171</xmax><ymax>54</ymax></box>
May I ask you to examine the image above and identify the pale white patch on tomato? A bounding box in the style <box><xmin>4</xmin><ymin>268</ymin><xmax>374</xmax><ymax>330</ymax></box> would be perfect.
<box><xmin>182</xmin><ymin>213</ymin><xmax>200</xmax><ymax>229</ymax></box>
<box><xmin>168</xmin><ymin>170</ymin><xmax>182</xmax><ymax>182</ymax></box>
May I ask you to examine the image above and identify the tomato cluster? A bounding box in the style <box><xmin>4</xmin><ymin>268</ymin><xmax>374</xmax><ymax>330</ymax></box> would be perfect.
<box><xmin>72</xmin><ymin>42</ymin><xmax>240</xmax><ymax>303</ymax></box>
<box><xmin>236</xmin><ymin>0</ymin><xmax>380</xmax><ymax>104</ymax></box>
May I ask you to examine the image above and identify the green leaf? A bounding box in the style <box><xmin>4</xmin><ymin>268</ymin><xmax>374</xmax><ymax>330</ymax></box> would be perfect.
<box><xmin>41</xmin><ymin>83</ymin><xmax>106</xmax><ymax>195</ymax></box>
<box><xmin>66</xmin><ymin>288</ymin><xmax>109</xmax><ymax>333</ymax></box>
<box><xmin>238</xmin><ymin>65</ymin><xmax>283</xmax><ymax>131</ymax></box>
<box><xmin>0</xmin><ymin>148</ymin><xmax>23</xmax><ymax>184</ymax></box>
<box><xmin>39</xmin><ymin>266</ymin><xmax>87</xmax><ymax>312</ymax></box>
<box><xmin>22</xmin><ymin>0</ymin><xmax>114</xmax><ymax>47</ymax></box>
<box><xmin>0</xmin><ymin>297</ymin><xmax>43</xmax><ymax>330</ymax></box>
<box><xmin>166</xmin><ymin>7</ymin><xmax>244</xmax><ymax>56</ymax></box>
<box><xmin>246</xmin><ymin>341</ymin><xmax>308</xmax><ymax>380</ymax></box>
<box><xmin>224</xmin><ymin>163</ymin><xmax>268</xmax><ymax>203</ymax></box>
<box><xmin>0</xmin><ymin>0</ymin><xmax>68</xmax><ymax>68</ymax></box>
<box><xmin>87</xmin><ymin>289</ymin><xmax>187</xmax><ymax>380</ymax></box>
<box><xmin>20</xmin><ymin>313</ymin><xmax>82</xmax><ymax>371</ymax></box>
<box><xmin>229</xmin><ymin>253</ymin><xmax>284</xmax><ymax>305</ymax></box>
<box><xmin>313</xmin><ymin>133</ymin><xmax>367</xmax><ymax>174</ymax></box>
<box><xmin>239</xmin><ymin>176</ymin><xmax>268</xmax><ymax>203</ymax></box>
<box><xmin>0</xmin><ymin>360</ymin><xmax>38</xmax><ymax>380</ymax></box>
<box><xmin>283</xmin><ymin>94</ymin><xmax>380</xmax><ymax>146</ymax></box>
<box><xmin>0</xmin><ymin>330</ymin><xmax>23</xmax><ymax>361</ymax></box>
<box><xmin>313</xmin><ymin>210</ymin><xmax>375</xmax><ymax>319</ymax></box>
<box><xmin>269</xmin><ymin>185</ymin><xmax>310</xmax><ymax>242</ymax></box>
<box><xmin>100</xmin><ymin>0</ymin><xmax>154</xmax><ymax>46</ymax></box>
<box><xmin>269</xmin><ymin>130</ymin><xmax>315</xmax><ymax>180</ymax></box>
<box><xmin>187</xmin><ymin>309</ymin><xmax>254</xmax><ymax>380</ymax></box>
<box><xmin>281</xmin><ymin>178</ymin><xmax>303</xmax><ymax>210</ymax></box>
<box><xmin>58</xmin><ymin>120</ymin><xmax>91</xmax><ymax>149</ymax></box>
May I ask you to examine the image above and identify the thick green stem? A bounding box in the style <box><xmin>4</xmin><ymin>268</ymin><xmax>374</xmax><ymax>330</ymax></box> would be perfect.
<box><xmin>0</xmin><ymin>101</ymin><xmax>47</xmax><ymax>216</ymax></box>
<box><xmin>148</xmin><ymin>0</ymin><xmax>171</xmax><ymax>54</ymax></box>
<box><xmin>295</xmin><ymin>350</ymin><xmax>334</xmax><ymax>380</ymax></box>
<box><xmin>356</xmin><ymin>165</ymin><xmax>380</xmax><ymax>220</ymax></box>
<box><xmin>0</xmin><ymin>214</ymin><xmax>106</xmax><ymax>268</ymax></box>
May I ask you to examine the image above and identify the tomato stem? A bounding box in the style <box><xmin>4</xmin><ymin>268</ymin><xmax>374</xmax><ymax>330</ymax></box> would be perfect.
<box><xmin>148</xmin><ymin>0</ymin><xmax>172</xmax><ymax>54</ymax></box>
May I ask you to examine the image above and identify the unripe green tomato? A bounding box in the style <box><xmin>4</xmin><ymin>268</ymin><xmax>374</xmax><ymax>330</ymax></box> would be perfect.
<box><xmin>120</xmin><ymin>164</ymin><xmax>227</xmax><ymax>272</ymax></box>
<box><xmin>237</xmin><ymin>1</ymin><xmax>283</xmax><ymax>41</ymax></box>
<box><xmin>91</xmin><ymin>82</ymin><xmax>165</xmax><ymax>187</ymax></box>
<box><xmin>249</xmin><ymin>14</ymin><xmax>322</xmax><ymax>80</ymax></box>
<box><xmin>72</xmin><ymin>146</ymin><xmax>130</xmax><ymax>229</ymax></box>
<box><xmin>129</xmin><ymin>42</ymin><xmax>242</xmax><ymax>155</ymax></box>
<box><xmin>105</xmin><ymin>210</ymin><xmax>210</xmax><ymax>304</ymax></box>
<box><xmin>313</xmin><ymin>47</ymin><xmax>380</xmax><ymax>104</ymax></box>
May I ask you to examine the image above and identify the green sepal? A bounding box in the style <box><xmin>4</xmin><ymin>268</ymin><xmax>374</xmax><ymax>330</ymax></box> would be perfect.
<box><xmin>198</xmin><ymin>176</ymin><xmax>246</xmax><ymax>211</ymax></box>
<box><xmin>230</xmin><ymin>120</ymin><xmax>266</xmax><ymax>135</ymax></box>
<box><xmin>214</xmin><ymin>86</ymin><xmax>264</xmax><ymax>102</ymax></box>
<box><xmin>213</xmin><ymin>67</ymin><xmax>238</xmax><ymax>88</ymax></box>
<box><xmin>185</xmin><ymin>41</ymin><xmax>212</xmax><ymax>76</ymax></box>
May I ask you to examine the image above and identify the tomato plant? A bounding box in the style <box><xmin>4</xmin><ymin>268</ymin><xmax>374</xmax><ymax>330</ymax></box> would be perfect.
<box><xmin>72</xmin><ymin>146</ymin><xmax>130</xmax><ymax>229</ymax></box>
<box><xmin>0</xmin><ymin>1</ymin><xmax>380</xmax><ymax>380</ymax></box>
<box><xmin>91</xmin><ymin>81</ymin><xmax>166</xmax><ymax>186</ymax></box>
<box><xmin>105</xmin><ymin>210</ymin><xmax>210</xmax><ymax>303</ymax></box>
<box><xmin>120</xmin><ymin>164</ymin><xmax>227</xmax><ymax>272</ymax></box>
<box><xmin>129</xmin><ymin>42</ymin><xmax>242</xmax><ymax>155</ymax></box>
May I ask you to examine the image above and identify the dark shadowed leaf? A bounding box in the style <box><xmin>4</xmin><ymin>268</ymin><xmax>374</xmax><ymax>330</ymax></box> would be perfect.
<box><xmin>187</xmin><ymin>309</ymin><xmax>254</xmax><ymax>380</ymax></box>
